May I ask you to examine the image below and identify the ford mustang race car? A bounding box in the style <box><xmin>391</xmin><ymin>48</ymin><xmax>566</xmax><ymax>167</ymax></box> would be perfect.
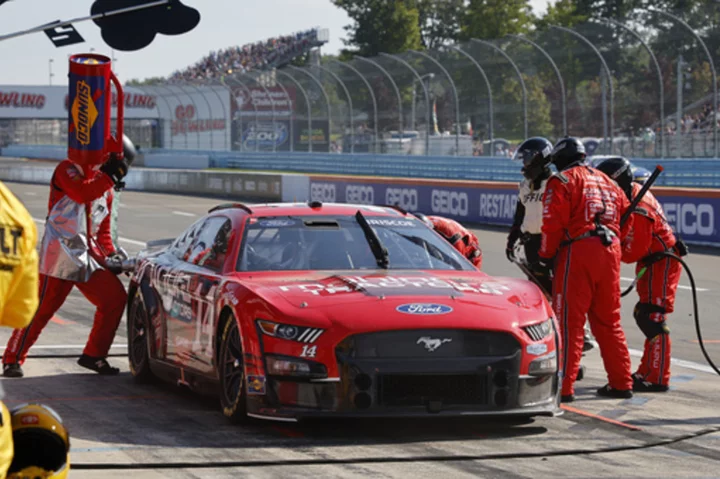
<box><xmin>127</xmin><ymin>202</ymin><xmax>561</xmax><ymax>423</ymax></box>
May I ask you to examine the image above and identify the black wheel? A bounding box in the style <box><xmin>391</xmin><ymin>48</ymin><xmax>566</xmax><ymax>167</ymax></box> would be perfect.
<box><xmin>127</xmin><ymin>292</ymin><xmax>154</xmax><ymax>383</ymax></box>
<box><xmin>218</xmin><ymin>316</ymin><xmax>248</xmax><ymax>423</ymax></box>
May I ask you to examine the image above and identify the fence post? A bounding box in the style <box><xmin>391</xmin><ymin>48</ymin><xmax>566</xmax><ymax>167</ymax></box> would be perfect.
<box><xmin>314</xmin><ymin>64</ymin><xmax>355</xmax><ymax>153</ymax></box>
<box><xmin>276</xmin><ymin>69</ymin><xmax>314</xmax><ymax>152</ymax></box>
<box><xmin>471</xmin><ymin>39</ymin><xmax>528</xmax><ymax>140</ymax></box>
<box><xmin>507</xmin><ymin>34</ymin><xmax>567</xmax><ymax>137</ymax></box>
<box><xmin>355</xmin><ymin>56</ymin><xmax>405</xmax><ymax>154</ymax></box>
<box><xmin>331</xmin><ymin>60</ymin><xmax>380</xmax><ymax>154</ymax></box>
<box><xmin>379</xmin><ymin>53</ymin><xmax>431</xmax><ymax>155</ymax></box>
<box><xmin>549</xmin><ymin>25</ymin><xmax>614</xmax><ymax>154</ymax></box>
<box><xmin>649</xmin><ymin>9</ymin><xmax>717</xmax><ymax>158</ymax></box>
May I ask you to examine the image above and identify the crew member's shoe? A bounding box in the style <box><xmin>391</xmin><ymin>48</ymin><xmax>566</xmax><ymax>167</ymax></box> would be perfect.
<box><xmin>78</xmin><ymin>355</ymin><xmax>120</xmax><ymax>375</ymax></box>
<box><xmin>2</xmin><ymin>363</ymin><xmax>23</xmax><ymax>378</ymax></box>
<box><xmin>576</xmin><ymin>365</ymin><xmax>585</xmax><ymax>381</ymax></box>
<box><xmin>596</xmin><ymin>384</ymin><xmax>633</xmax><ymax>399</ymax></box>
<box><xmin>632</xmin><ymin>373</ymin><xmax>669</xmax><ymax>392</ymax></box>
<box><xmin>561</xmin><ymin>394</ymin><xmax>575</xmax><ymax>403</ymax></box>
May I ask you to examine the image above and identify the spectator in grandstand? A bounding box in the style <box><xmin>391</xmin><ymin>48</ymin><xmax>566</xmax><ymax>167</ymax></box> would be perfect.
<box><xmin>169</xmin><ymin>29</ymin><xmax>323</xmax><ymax>82</ymax></box>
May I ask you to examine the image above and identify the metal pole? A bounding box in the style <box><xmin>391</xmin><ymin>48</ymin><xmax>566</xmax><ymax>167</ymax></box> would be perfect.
<box><xmin>471</xmin><ymin>39</ymin><xmax>528</xmax><ymax>139</ymax></box>
<box><xmin>225</xmin><ymin>76</ymin><xmax>259</xmax><ymax>152</ymax></box>
<box><xmin>287</xmin><ymin>65</ymin><xmax>333</xmax><ymax>153</ymax></box>
<box><xmin>271</xmin><ymin>75</ymin><xmax>295</xmax><ymax>152</ymax></box>
<box><xmin>598</xmin><ymin>18</ymin><xmax>665</xmax><ymax>158</ymax></box>
<box><xmin>314</xmin><ymin>64</ymin><xmax>355</xmax><ymax>153</ymax></box>
<box><xmin>408</xmin><ymin>50</ymin><xmax>461</xmax><ymax>155</ymax></box>
<box><xmin>379</xmin><ymin>53</ymin><xmax>432</xmax><ymax>155</ymax></box>
<box><xmin>649</xmin><ymin>9</ymin><xmax>717</xmax><ymax>158</ymax></box>
<box><xmin>48</xmin><ymin>59</ymin><xmax>53</xmax><ymax>86</ymax></box>
<box><xmin>355</xmin><ymin>56</ymin><xmax>404</xmax><ymax>153</ymax></box>
<box><xmin>677</xmin><ymin>54</ymin><xmax>684</xmax><ymax>158</ymax></box>
<box><xmin>507</xmin><ymin>34</ymin><xmax>567</xmax><ymax>136</ymax></box>
<box><xmin>330</xmin><ymin>60</ymin><xmax>380</xmax><ymax>153</ymax></box>
<box><xmin>218</xmin><ymin>77</ymin><xmax>242</xmax><ymax>151</ymax></box>
<box><xmin>549</xmin><ymin>25</ymin><xmax>614</xmax><ymax>154</ymax></box>
<box><xmin>445</xmin><ymin>45</ymin><xmax>494</xmax><ymax>153</ymax></box>
<box><xmin>201</xmin><ymin>80</ymin><xmax>230</xmax><ymax>151</ymax></box>
<box><xmin>245</xmin><ymin>72</ymin><xmax>278</xmax><ymax>153</ymax></box>
<box><xmin>181</xmin><ymin>83</ymin><xmax>213</xmax><ymax>150</ymax></box>
<box><xmin>276</xmin><ymin>69</ymin><xmax>313</xmax><ymax>152</ymax></box>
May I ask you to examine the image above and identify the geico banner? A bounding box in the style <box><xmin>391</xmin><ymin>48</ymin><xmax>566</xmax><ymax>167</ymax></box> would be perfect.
<box><xmin>654</xmin><ymin>191</ymin><xmax>720</xmax><ymax>245</ymax></box>
<box><xmin>308</xmin><ymin>176</ymin><xmax>720</xmax><ymax>246</ymax></box>
<box><xmin>140</xmin><ymin>85</ymin><xmax>231</xmax><ymax>150</ymax></box>
<box><xmin>308</xmin><ymin>177</ymin><xmax>518</xmax><ymax>225</ymax></box>
<box><xmin>0</xmin><ymin>85</ymin><xmax>161</xmax><ymax>119</ymax></box>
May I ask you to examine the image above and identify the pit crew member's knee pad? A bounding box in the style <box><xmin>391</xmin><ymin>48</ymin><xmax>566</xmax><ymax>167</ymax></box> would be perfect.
<box><xmin>634</xmin><ymin>302</ymin><xmax>670</xmax><ymax>339</ymax></box>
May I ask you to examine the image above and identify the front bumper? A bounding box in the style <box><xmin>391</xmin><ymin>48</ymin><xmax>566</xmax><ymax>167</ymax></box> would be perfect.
<box><xmin>248</xmin><ymin>329</ymin><xmax>561</xmax><ymax>421</ymax></box>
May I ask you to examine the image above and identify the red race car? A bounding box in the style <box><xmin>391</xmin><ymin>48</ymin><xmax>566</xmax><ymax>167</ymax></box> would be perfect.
<box><xmin>127</xmin><ymin>202</ymin><xmax>562</xmax><ymax>423</ymax></box>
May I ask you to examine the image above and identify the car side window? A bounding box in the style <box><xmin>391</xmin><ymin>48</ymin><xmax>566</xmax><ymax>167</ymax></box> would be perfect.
<box><xmin>184</xmin><ymin>216</ymin><xmax>232</xmax><ymax>272</ymax></box>
<box><xmin>169</xmin><ymin>218</ymin><xmax>205</xmax><ymax>260</ymax></box>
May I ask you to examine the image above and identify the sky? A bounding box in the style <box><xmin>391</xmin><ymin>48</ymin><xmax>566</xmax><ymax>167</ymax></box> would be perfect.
<box><xmin>0</xmin><ymin>0</ymin><xmax>551</xmax><ymax>86</ymax></box>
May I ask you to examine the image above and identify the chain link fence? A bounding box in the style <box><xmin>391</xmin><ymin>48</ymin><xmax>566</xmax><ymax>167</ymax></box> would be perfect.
<box><xmin>4</xmin><ymin>8</ymin><xmax>720</xmax><ymax>158</ymax></box>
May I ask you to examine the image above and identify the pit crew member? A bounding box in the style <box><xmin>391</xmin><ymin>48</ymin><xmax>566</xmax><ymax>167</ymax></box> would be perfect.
<box><xmin>415</xmin><ymin>214</ymin><xmax>482</xmax><ymax>268</ymax></box>
<box><xmin>2</xmin><ymin>137</ymin><xmax>135</xmax><ymax>378</ymax></box>
<box><xmin>595</xmin><ymin>156</ymin><xmax>686</xmax><ymax>392</ymax></box>
<box><xmin>538</xmin><ymin>137</ymin><xmax>634</xmax><ymax>401</ymax></box>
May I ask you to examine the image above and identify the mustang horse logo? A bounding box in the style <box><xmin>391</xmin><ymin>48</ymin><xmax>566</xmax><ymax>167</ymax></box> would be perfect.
<box><xmin>417</xmin><ymin>336</ymin><xmax>452</xmax><ymax>352</ymax></box>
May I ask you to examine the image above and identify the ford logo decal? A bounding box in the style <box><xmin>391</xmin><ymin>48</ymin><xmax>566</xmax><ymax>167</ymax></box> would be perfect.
<box><xmin>396</xmin><ymin>303</ymin><xmax>453</xmax><ymax>315</ymax></box>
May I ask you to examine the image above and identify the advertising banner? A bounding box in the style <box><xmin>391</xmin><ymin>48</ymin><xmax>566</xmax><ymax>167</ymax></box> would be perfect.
<box><xmin>232</xmin><ymin>86</ymin><xmax>295</xmax><ymax>117</ymax></box>
<box><xmin>234</xmin><ymin>119</ymin><xmax>329</xmax><ymax>152</ymax></box>
<box><xmin>308</xmin><ymin>175</ymin><xmax>720</xmax><ymax>246</ymax></box>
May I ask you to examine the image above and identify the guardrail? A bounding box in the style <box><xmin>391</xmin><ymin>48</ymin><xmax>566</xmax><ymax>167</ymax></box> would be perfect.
<box><xmin>5</xmin><ymin>144</ymin><xmax>720</xmax><ymax>188</ymax></box>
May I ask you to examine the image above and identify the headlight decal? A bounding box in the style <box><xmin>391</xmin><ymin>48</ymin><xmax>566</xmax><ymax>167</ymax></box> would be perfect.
<box><xmin>523</xmin><ymin>318</ymin><xmax>553</xmax><ymax>342</ymax></box>
<box><xmin>257</xmin><ymin>319</ymin><xmax>324</xmax><ymax>344</ymax></box>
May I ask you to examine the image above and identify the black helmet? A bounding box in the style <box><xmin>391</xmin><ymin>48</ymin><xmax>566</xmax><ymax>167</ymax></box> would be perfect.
<box><xmin>550</xmin><ymin>137</ymin><xmax>586</xmax><ymax>171</ymax></box>
<box><xmin>512</xmin><ymin>137</ymin><xmax>553</xmax><ymax>181</ymax></box>
<box><xmin>594</xmin><ymin>156</ymin><xmax>633</xmax><ymax>200</ymax></box>
<box><xmin>413</xmin><ymin>212</ymin><xmax>433</xmax><ymax>228</ymax></box>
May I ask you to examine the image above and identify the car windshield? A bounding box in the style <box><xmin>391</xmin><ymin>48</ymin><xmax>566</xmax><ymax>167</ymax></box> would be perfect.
<box><xmin>237</xmin><ymin>214</ymin><xmax>475</xmax><ymax>272</ymax></box>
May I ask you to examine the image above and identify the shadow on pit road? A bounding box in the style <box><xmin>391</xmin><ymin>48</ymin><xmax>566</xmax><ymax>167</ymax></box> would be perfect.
<box><xmin>3</xmin><ymin>371</ymin><xmax>547</xmax><ymax>450</ymax></box>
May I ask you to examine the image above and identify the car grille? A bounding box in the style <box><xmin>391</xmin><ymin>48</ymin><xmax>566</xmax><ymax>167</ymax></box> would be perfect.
<box><xmin>336</xmin><ymin>330</ymin><xmax>520</xmax><ymax>359</ymax></box>
<box><xmin>379</xmin><ymin>374</ymin><xmax>488</xmax><ymax>406</ymax></box>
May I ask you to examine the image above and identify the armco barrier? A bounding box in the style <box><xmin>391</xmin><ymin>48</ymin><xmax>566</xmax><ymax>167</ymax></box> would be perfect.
<box><xmin>6</xmin><ymin>144</ymin><xmax>720</xmax><ymax>188</ymax></box>
<box><xmin>305</xmin><ymin>174</ymin><xmax>720</xmax><ymax>247</ymax></box>
<box><xmin>0</xmin><ymin>163</ymin><xmax>284</xmax><ymax>202</ymax></box>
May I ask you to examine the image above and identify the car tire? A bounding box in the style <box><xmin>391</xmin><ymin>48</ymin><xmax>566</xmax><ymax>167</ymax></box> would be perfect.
<box><xmin>218</xmin><ymin>316</ymin><xmax>248</xmax><ymax>423</ymax></box>
<box><xmin>127</xmin><ymin>291</ymin><xmax>155</xmax><ymax>383</ymax></box>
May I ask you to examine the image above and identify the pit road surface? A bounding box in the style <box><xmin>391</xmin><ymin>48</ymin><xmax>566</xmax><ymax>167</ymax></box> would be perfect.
<box><xmin>2</xmin><ymin>182</ymin><xmax>720</xmax><ymax>478</ymax></box>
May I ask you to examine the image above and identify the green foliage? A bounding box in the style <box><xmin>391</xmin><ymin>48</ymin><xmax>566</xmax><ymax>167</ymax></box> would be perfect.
<box><xmin>126</xmin><ymin>76</ymin><xmax>166</xmax><ymax>86</ymax></box>
<box><xmin>332</xmin><ymin>0</ymin><xmax>423</xmax><ymax>56</ymax></box>
<box><xmin>460</xmin><ymin>0</ymin><xmax>534</xmax><ymax>40</ymax></box>
<box><xmin>535</xmin><ymin>0</ymin><xmax>588</xmax><ymax>29</ymax></box>
<box><xmin>414</xmin><ymin>0</ymin><xmax>465</xmax><ymax>48</ymax></box>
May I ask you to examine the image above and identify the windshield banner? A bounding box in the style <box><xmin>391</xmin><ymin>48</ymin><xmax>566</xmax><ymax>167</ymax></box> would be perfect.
<box><xmin>307</xmin><ymin>175</ymin><xmax>720</xmax><ymax>247</ymax></box>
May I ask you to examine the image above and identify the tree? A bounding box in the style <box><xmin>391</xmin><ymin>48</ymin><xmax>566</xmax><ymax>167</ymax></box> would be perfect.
<box><xmin>332</xmin><ymin>0</ymin><xmax>423</xmax><ymax>56</ymax></box>
<box><xmin>535</xmin><ymin>0</ymin><xmax>588</xmax><ymax>29</ymax></box>
<box><xmin>414</xmin><ymin>0</ymin><xmax>465</xmax><ymax>49</ymax></box>
<box><xmin>126</xmin><ymin>76</ymin><xmax>166</xmax><ymax>86</ymax></box>
<box><xmin>460</xmin><ymin>0</ymin><xmax>534</xmax><ymax>41</ymax></box>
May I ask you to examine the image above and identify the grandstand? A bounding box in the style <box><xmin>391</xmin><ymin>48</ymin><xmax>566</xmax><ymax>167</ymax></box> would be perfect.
<box><xmin>168</xmin><ymin>28</ymin><xmax>329</xmax><ymax>82</ymax></box>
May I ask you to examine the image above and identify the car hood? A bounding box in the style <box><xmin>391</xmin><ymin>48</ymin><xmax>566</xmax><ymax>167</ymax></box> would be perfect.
<box><xmin>234</xmin><ymin>270</ymin><xmax>551</xmax><ymax>331</ymax></box>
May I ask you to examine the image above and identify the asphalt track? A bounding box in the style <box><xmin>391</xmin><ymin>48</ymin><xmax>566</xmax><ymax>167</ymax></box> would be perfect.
<box><xmin>2</xmin><ymin>181</ymin><xmax>720</xmax><ymax>478</ymax></box>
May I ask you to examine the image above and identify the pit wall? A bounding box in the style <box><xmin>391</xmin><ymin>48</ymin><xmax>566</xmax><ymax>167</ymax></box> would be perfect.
<box><xmin>1</xmin><ymin>160</ymin><xmax>717</xmax><ymax>247</ymax></box>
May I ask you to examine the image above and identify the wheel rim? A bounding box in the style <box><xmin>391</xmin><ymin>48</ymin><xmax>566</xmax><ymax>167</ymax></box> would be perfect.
<box><xmin>130</xmin><ymin>301</ymin><xmax>147</xmax><ymax>369</ymax></box>
<box><xmin>222</xmin><ymin>322</ymin><xmax>244</xmax><ymax>404</ymax></box>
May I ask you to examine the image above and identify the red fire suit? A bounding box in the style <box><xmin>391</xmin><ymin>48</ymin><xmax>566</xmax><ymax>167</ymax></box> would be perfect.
<box><xmin>621</xmin><ymin>183</ymin><xmax>681</xmax><ymax>387</ymax></box>
<box><xmin>539</xmin><ymin>165</ymin><xmax>633</xmax><ymax>396</ymax></box>
<box><xmin>3</xmin><ymin>160</ymin><xmax>127</xmax><ymax>366</ymax></box>
<box><xmin>427</xmin><ymin>216</ymin><xmax>483</xmax><ymax>268</ymax></box>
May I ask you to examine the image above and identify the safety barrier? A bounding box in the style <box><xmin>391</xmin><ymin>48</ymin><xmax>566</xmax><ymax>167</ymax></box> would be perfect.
<box><xmin>5</xmin><ymin>144</ymin><xmax>720</xmax><ymax>188</ymax></box>
<box><xmin>2</xmin><ymin>158</ymin><xmax>718</xmax><ymax>247</ymax></box>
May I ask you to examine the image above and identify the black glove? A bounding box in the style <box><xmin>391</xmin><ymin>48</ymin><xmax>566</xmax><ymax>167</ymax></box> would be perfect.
<box><xmin>100</xmin><ymin>155</ymin><xmax>129</xmax><ymax>186</ymax></box>
<box><xmin>675</xmin><ymin>238</ymin><xmax>689</xmax><ymax>257</ymax></box>
<box><xmin>506</xmin><ymin>228</ymin><xmax>521</xmax><ymax>262</ymax></box>
<box><xmin>531</xmin><ymin>257</ymin><xmax>553</xmax><ymax>279</ymax></box>
<box><xmin>105</xmin><ymin>253</ymin><xmax>124</xmax><ymax>275</ymax></box>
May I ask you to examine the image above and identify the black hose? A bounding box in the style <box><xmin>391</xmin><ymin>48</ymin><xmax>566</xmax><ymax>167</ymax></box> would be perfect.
<box><xmin>626</xmin><ymin>252</ymin><xmax>719</xmax><ymax>376</ymax></box>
